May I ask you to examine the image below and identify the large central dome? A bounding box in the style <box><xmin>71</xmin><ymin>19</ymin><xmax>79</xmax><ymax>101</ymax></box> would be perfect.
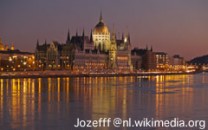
<box><xmin>93</xmin><ymin>13</ymin><xmax>109</xmax><ymax>34</ymax></box>
<box><xmin>92</xmin><ymin>12</ymin><xmax>111</xmax><ymax>51</ymax></box>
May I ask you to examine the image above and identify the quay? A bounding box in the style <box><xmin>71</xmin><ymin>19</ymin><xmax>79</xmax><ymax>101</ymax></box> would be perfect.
<box><xmin>0</xmin><ymin>70</ymin><xmax>198</xmax><ymax>79</ymax></box>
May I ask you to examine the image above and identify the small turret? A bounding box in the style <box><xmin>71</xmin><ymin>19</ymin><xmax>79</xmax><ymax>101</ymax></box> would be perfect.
<box><xmin>128</xmin><ymin>33</ymin><xmax>131</xmax><ymax>43</ymax></box>
<box><xmin>66</xmin><ymin>29</ymin><xmax>70</xmax><ymax>44</ymax></box>
<box><xmin>76</xmin><ymin>29</ymin><xmax>78</xmax><ymax>37</ymax></box>
<box><xmin>82</xmin><ymin>28</ymin><xmax>85</xmax><ymax>38</ymax></box>
<box><xmin>37</xmin><ymin>39</ymin><xmax>39</xmax><ymax>46</ymax></box>
<box><xmin>44</xmin><ymin>40</ymin><xmax>47</xmax><ymax>45</ymax></box>
<box><xmin>122</xmin><ymin>33</ymin><xmax>124</xmax><ymax>41</ymax></box>
<box><xmin>90</xmin><ymin>29</ymin><xmax>93</xmax><ymax>43</ymax></box>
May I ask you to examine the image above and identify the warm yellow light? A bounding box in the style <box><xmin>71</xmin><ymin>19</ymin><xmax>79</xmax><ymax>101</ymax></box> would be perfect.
<box><xmin>124</xmin><ymin>38</ymin><xmax>127</xmax><ymax>42</ymax></box>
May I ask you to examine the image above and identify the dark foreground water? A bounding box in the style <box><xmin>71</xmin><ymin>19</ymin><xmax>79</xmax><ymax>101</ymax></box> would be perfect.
<box><xmin>0</xmin><ymin>73</ymin><xmax>208</xmax><ymax>130</ymax></box>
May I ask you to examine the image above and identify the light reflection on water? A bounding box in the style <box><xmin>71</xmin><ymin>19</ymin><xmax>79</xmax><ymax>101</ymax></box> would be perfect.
<box><xmin>0</xmin><ymin>73</ymin><xmax>208</xmax><ymax>130</ymax></box>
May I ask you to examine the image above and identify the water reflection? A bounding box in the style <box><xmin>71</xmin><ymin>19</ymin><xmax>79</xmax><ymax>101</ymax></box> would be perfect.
<box><xmin>0</xmin><ymin>74</ymin><xmax>208</xmax><ymax>130</ymax></box>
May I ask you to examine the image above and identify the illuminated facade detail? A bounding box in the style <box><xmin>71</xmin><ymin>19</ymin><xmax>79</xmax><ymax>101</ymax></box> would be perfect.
<box><xmin>46</xmin><ymin>41</ymin><xmax>60</xmax><ymax>69</ymax></box>
<box><xmin>92</xmin><ymin>12</ymin><xmax>111</xmax><ymax>51</ymax></box>
<box><xmin>108</xmin><ymin>33</ymin><xmax>117</xmax><ymax>69</ymax></box>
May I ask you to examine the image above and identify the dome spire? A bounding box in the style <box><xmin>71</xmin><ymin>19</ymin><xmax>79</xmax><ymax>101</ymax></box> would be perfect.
<box><xmin>99</xmin><ymin>11</ymin><xmax>103</xmax><ymax>22</ymax></box>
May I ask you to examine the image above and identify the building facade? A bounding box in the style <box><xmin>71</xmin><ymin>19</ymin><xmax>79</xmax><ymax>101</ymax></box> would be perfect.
<box><xmin>155</xmin><ymin>52</ymin><xmax>169</xmax><ymax>71</ymax></box>
<box><xmin>35</xmin><ymin>13</ymin><xmax>133</xmax><ymax>72</ymax></box>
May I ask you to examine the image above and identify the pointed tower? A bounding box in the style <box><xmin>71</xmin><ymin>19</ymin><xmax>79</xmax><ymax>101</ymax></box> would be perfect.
<box><xmin>66</xmin><ymin>29</ymin><xmax>70</xmax><ymax>44</ymax></box>
<box><xmin>128</xmin><ymin>33</ymin><xmax>131</xmax><ymax>43</ymax></box>
<box><xmin>76</xmin><ymin>29</ymin><xmax>78</xmax><ymax>37</ymax></box>
<box><xmin>0</xmin><ymin>37</ymin><xmax>4</xmax><ymax>50</ymax></box>
<box><xmin>37</xmin><ymin>39</ymin><xmax>39</xmax><ymax>46</ymax></box>
<box><xmin>108</xmin><ymin>32</ymin><xmax>117</xmax><ymax>69</ymax></box>
<box><xmin>0</xmin><ymin>37</ymin><xmax>2</xmax><ymax>44</ymax></box>
<box><xmin>146</xmin><ymin>45</ymin><xmax>148</xmax><ymax>50</ymax></box>
<box><xmin>45</xmin><ymin>40</ymin><xmax>47</xmax><ymax>45</ymax></box>
<box><xmin>90</xmin><ymin>29</ymin><xmax>93</xmax><ymax>43</ymax></box>
<box><xmin>99</xmin><ymin>11</ymin><xmax>103</xmax><ymax>22</ymax></box>
<box><xmin>150</xmin><ymin>46</ymin><xmax>153</xmax><ymax>52</ymax></box>
<box><xmin>122</xmin><ymin>33</ymin><xmax>124</xmax><ymax>41</ymax></box>
<box><xmin>36</xmin><ymin>39</ymin><xmax>39</xmax><ymax>49</ymax></box>
<box><xmin>82</xmin><ymin>28</ymin><xmax>85</xmax><ymax>38</ymax></box>
<box><xmin>82</xmin><ymin>28</ymin><xmax>85</xmax><ymax>51</ymax></box>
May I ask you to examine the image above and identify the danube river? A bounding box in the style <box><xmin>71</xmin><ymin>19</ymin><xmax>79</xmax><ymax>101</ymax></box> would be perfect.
<box><xmin>0</xmin><ymin>73</ymin><xmax>208</xmax><ymax>130</ymax></box>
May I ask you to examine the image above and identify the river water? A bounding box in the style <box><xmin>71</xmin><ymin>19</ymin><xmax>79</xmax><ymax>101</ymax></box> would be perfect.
<box><xmin>0</xmin><ymin>73</ymin><xmax>208</xmax><ymax>130</ymax></box>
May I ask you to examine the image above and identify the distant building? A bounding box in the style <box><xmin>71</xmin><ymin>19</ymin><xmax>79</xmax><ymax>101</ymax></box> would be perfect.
<box><xmin>0</xmin><ymin>38</ymin><xmax>35</xmax><ymax>71</ymax></box>
<box><xmin>155</xmin><ymin>52</ymin><xmax>169</xmax><ymax>70</ymax></box>
<box><xmin>171</xmin><ymin>55</ymin><xmax>185</xmax><ymax>66</ymax></box>
<box><xmin>169</xmin><ymin>55</ymin><xmax>186</xmax><ymax>72</ymax></box>
<box><xmin>0</xmin><ymin>49</ymin><xmax>34</xmax><ymax>71</ymax></box>
<box><xmin>0</xmin><ymin>38</ymin><xmax>15</xmax><ymax>51</ymax></box>
<box><xmin>131</xmin><ymin>47</ymin><xmax>156</xmax><ymax>71</ymax></box>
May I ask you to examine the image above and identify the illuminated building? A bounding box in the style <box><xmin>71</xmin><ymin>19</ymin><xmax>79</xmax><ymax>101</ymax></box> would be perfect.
<box><xmin>35</xmin><ymin>13</ymin><xmax>133</xmax><ymax>71</ymax></box>
<box><xmin>171</xmin><ymin>55</ymin><xmax>185</xmax><ymax>66</ymax></box>
<box><xmin>92</xmin><ymin>12</ymin><xmax>111</xmax><ymax>51</ymax></box>
<box><xmin>0</xmin><ymin>37</ymin><xmax>15</xmax><ymax>51</ymax></box>
<box><xmin>0</xmin><ymin>38</ymin><xmax>35</xmax><ymax>71</ymax></box>
<box><xmin>169</xmin><ymin>55</ymin><xmax>186</xmax><ymax>72</ymax></box>
<box><xmin>0</xmin><ymin>49</ymin><xmax>34</xmax><ymax>71</ymax></box>
<box><xmin>155</xmin><ymin>52</ymin><xmax>169</xmax><ymax>70</ymax></box>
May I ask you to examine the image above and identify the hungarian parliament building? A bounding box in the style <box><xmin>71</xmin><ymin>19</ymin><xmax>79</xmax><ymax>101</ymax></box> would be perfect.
<box><xmin>35</xmin><ymin>13</ymin><xmax>185</xmax><ymax>72</ymax></box>
<box><xmin>35</xmin><ymin>13</ymin><xmax>143</xmax><ymax>72</ymax></box>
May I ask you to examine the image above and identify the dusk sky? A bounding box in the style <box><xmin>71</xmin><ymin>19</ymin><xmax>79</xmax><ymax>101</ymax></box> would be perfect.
<box><xmin>1</xmin><ymin>0</ymin><xmax>208</xmax><ymax>60</ymax></box>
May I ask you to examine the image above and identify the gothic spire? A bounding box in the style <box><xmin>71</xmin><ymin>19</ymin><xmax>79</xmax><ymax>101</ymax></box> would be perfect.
<box><xmin>150</xmin><ymin>45</ymin><xmax>153</xmax><ymax>52</ymax></box>
<box><xmin>76</xmin><ymin>29</ymin><xmax>78</xmax><ymax>37</ymax></box>
<box><xmin>44</xmin><ymin>40</ymin><xmax>47</xmax><ymax>45</ymax></box>
<box><xmin>99</xmin><ymin>11</ymin><xmax>103</xmax><ymax>22</ymax></box>
<box><xmin>122</xmin><ymin>33</ymin><xmax>124</xmax><ymax>41</ymax></box>
<box><xmin>128</xmin><ymin>33</ymin><xmax>131</xmax><ymax>43</ymax></box>
<box><xmin>66</xmin><ymin>29</ymin><xmax>70</xmax><ymax>44</ymax></box>
<box><xmin>90</xmin><ymin>29</ymin><xmax>93</xmax><ymax>42</ymax></box>
<box><xmin>82</xmin><ymin>28</ymin><xmax>85</xmax><ymax>38</ymax></box>
<box><xmin>36</xmin><ymin>39</ymin><xmax>39</xmax><ymax>46</ymax></box>
<box><xmin>0</xmin><ymin>37</ymin><xmax>2</xmax><ymax>44</ymax></box>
